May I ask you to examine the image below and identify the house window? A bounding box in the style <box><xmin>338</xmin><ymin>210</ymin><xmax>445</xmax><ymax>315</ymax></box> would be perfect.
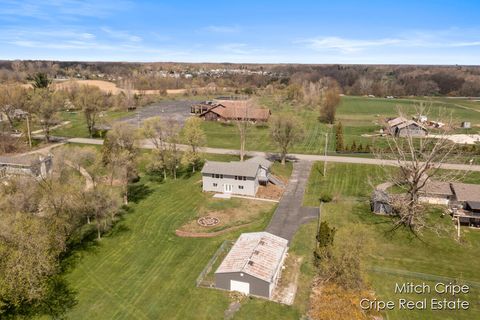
<box><xmin>234</xmin><ymin>175</ymin><xmax>238</xmax><ymax>180</ymax></box>
<box><xmin>220</xmin><ymin>174</ymin><xmax>223</xmax><ymax>179</ymax></box>
<box><xmin>213</xmin><ymin>183</ymin><xmax>218</xmax><ymax>187</ymax></box>
<box><xmin>243</xmin><ymin>176</ymin><xmax>247</xmax><ymax>181</ymax></box>
<box><xmin>239</xmin><ymin>185</ymin><xmax>244</xmax><ymax>190</ymax></box>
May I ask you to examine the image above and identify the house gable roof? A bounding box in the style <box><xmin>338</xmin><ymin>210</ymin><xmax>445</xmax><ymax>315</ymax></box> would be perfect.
<box><xmin>199</xmin><ymin>100</ymin><xmax>270</xmax><ymax>121</ymax></box>
<box><xmin>245</xmin><ymin>156</ymin><xmax>272</xmax><ymax>169</ymax></box>
<box><xmin>396</xmin><ymin>120</ymin><xmax>426</xmax><ymax>130</ymax></box>
<box><xmin>215</xmin><ymin>232</ymin><xmax>288</xmax><ymax>283</ymax></box>
<box><xmin>201</xmin><ymin>161</ymin><xmax>260</xmax><ymax>178</ymax></box>
<box><xmin>387</xmin><ymin>117</ymin><xmax>408</xmax><ymax>128</ymax></box>
<box><xmin>466</xmin><ymin>201</ymin><xmax>480</xmax><ymax>211</ymax></box>
<box><xmin>201</xmin><ymin>157</ymin><xmax>271</xmax><ymax>178</ymax></box>
<box><xmin>0</xmin><ymin>153</ymin><xmax>50</xmax><ymax>167</ymax></box>
<box><xmin>452</xmin><ymin>183</ymin><xmax>480</xmax><ymax>202</ymax></box>
<box><xmin>420</xmin><ymin>181</ymin><xmax>453</xmax><ymax>196</ymax></box>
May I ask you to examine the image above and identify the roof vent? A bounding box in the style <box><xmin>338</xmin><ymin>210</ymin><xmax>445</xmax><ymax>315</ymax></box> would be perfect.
<box><xmin>248</xmin><ymin>261</ymin><xmax>254</xmax><ymax>266</ymax></box>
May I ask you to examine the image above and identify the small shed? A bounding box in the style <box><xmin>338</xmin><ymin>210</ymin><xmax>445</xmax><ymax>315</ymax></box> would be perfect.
<box><xmin>394</xmin><ymin>120</ymin><xmax>427</xmax><ymax>137</ymax></box>
<box><xmin>215</xmin><ymin>232</ymin><xmax>288</xmax><ymax>299</ymax></box>
<box><xmin>462</xmin><ymin>122</ymin><xmax>471</xmax><ymax>129</ymax></box>
<box><xmin>371</xmin><ymin>190</ymin><xmax>393</xmax><ymax>215</ymax></box>
<box><xmin>0</xmin><ymin>153</ymin><xmax>53</xmax><ymax>180</ymax></box>
<box><xmin>465</xmin><ymin>201</ymin><xmax>480</xmax><ymax>215</ymax></box>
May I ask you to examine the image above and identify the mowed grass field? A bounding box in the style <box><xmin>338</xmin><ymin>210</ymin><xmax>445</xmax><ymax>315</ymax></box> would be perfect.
<box><xmin>304</xmin><ymin>162</ymin><xmax>480</xmax><ymax>320</ymax></box>
<box><xmin>202</xmin><ymin>95</ymin><xmax>480</xmax><ymax>155</ymax></box>
<box><xmin>60</xmin><ymin>154</ymin><xmax>314</xmax><ymax>320</ymax></box>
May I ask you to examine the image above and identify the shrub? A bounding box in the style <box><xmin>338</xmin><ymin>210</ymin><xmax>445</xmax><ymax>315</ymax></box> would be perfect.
<box><xmin>319</xmin><ymin>193</ymin><xmax>333</xmax><ymax>203</ymax></box>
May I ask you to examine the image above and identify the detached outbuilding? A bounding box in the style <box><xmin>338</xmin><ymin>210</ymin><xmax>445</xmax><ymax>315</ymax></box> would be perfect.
<box><xmin>0</xmin><ymin>154</ymin><xmax>53</xmax><ymax>180</ymax></box>
<box><xmin>215</xmin><ymin>232</ymin><xmax>288</xmax><ymax>299</ymax></box>
<box><xmin>371</xmin><ymin>189</ymin><xmax>393</xmax><ymax>215</ymax></box>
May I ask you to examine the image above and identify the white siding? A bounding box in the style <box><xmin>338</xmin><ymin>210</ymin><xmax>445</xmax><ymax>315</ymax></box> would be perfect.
<box><xmin>202</xmin><ymin>173</ymin><xmax>258</xmax><ymax>196</ymax></box>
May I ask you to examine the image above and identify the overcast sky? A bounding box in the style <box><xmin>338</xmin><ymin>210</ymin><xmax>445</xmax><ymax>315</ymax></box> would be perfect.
<box><xmin>1</xmin><ymin>0</ymin><xmax>479</xmax><ymax>64</ymax></box>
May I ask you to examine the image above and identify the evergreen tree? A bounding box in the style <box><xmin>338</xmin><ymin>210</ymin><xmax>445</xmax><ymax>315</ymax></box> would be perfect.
<box><xmin>335</xmin><ymin>122</ymin><xmax>344</xmax><ymax>152</ymax></box>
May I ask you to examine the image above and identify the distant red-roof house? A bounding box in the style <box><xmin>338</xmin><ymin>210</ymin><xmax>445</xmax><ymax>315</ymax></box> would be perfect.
<box><xmin>199</xmin><ymin>100</ymin><xmax>270</xmax><ymax>122</ymax></box>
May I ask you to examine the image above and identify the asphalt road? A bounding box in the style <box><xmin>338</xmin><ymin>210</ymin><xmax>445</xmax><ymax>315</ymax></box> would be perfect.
<box><xmin>67</xmin><ymin>137</ymin><xmax>480</xmax><ymax>172</ymax></box>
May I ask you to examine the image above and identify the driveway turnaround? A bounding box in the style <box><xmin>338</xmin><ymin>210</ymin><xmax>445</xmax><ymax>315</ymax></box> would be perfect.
<box><xmin>266</xmin><ymin>160</ymin><xmax>318</xmax><ymax>242</ymax></box>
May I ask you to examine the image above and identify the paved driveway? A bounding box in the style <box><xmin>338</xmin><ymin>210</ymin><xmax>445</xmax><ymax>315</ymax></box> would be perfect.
<box><xmin>119</xmin><ymin>100</ymin><xmax>201</xmax><ymax>126</ymax></box>
<box><xmin>266</xmin><ymin>160</ymin><xmax>319</xmax><ymax>242</ymax></box>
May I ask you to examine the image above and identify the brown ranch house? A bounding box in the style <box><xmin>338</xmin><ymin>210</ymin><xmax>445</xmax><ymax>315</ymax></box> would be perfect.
<box><xmin>192</xmin><ymin>98</ymin><xmax>271</xmax><ymax>123</ymax></box>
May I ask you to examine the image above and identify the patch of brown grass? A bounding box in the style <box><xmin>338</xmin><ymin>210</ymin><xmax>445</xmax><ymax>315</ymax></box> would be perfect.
<box><xmin>178</xmin><ymin>197</ymin><xmax>275</xmax><ymax>233</ymax></box>
<box><xmin>256</xmin><ymin>184</ymin><xmax>285</xmax><ymax>200</ymax></box>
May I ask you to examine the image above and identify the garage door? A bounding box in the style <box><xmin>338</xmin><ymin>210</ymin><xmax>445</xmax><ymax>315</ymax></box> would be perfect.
<box><xmin>230</xmin><ymin>280</ymin><xmax>250</xmax><ymax>295</ymax></box>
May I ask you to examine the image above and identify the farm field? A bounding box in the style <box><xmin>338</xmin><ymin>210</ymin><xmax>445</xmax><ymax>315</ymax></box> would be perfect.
<box><xmin>58</xmin><ymin>154</ymin><xmax>314</xmax><ymax>320</ymax></box>
<box><xmin>304</xmin><ymin>162</ymin><xmax>480</xmax><ymax>320</ymax></box>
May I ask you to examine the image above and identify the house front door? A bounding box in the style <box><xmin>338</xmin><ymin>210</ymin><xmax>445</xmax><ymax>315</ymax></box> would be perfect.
<box><xmin>223</xmin><ymin>184</ymin><xmax>233</xmax><ymax>193</ymax></box>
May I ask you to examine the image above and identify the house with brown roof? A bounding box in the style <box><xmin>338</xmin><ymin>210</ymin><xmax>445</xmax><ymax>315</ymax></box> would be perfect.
<box><xmin>195</xmin><ymin>98</ymin><xmax>271</xmax><ymax>123</ymax></box>
<box><xmin>215</xmin><ymin>232</ymin><xmax>288</xmax><ymax>299</ymax></box>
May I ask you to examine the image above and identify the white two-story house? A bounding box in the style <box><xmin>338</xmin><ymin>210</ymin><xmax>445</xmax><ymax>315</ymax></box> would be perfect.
<box><xmin>201</xmin><ymin>157</ymin><xmax>272</xmax><ymax>196</ymax></box>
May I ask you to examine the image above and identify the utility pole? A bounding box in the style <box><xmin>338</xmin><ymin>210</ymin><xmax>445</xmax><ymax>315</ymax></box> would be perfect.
<box><xmin>26</xmin><ymin>115</ymin><xmax>32</xmax><ymax>148</ymax></box>
<box><xmin>323</xmin><ymin>132</ymin><xmax>328</xmax><ymax>176</ymax></box>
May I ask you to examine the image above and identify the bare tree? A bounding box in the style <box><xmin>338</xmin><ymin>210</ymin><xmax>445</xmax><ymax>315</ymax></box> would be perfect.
<box><xmin>30</xmin><ymin>89</ymin><xmax>63</xmax><ymax>142</ymax></box>
<box><xmin>103</xmin><ymin>123</ymin><xmax>139</xmax><ymax>204</ymax></box>
<box><xmin>143</xmin><ymin>116</ymin><xmax>169</xmax><ymax>179</ymax></box>
<box><xmin>0</xmin><ymin>85</ymin><xmax>29</xmax><ymax>129</ymax></box>
<box><xmin>233</xmin><ymin>101</ymin><xmax>255</xmax><ymax>161</ymax></box>
<box><xmin>374</xmin><ymin>105</ymin><xmax>470</xmax><ymax>234</ymax></box>
<box><xmin>74</xmin><ymin>85</ymin><xmax>109</xmax><ymax>138</ymax></box>
<box><xmin>270</xmin><ymin>114</ymin><xmax>305</xmax><ymax>165</ymax></box>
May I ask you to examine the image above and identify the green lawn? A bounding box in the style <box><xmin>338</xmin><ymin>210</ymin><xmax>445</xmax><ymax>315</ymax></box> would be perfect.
<box><xmin>304</xmin><ymin>162</ymin><xmax>480</xmax><ymax>319</ymax></box>
<box><xmin>59</xmin><ymin>154</ymin><xmax>313</xmax><ymax>320</ymax></box>
<box><xmin>51</xmin><ymin>110</ymin><xmax>132</xmax><ymax>138</ymax></box>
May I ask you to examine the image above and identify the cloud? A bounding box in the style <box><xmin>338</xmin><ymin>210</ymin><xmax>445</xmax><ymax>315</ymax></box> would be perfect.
<box><xmin>302</xmin><ymin>30</ymin><xmax>480</xmax><ymax>54</ymax></box>
<box><xmin>203</xmin><ymin>25</ymin><xmax>241</xmax><ymax>33</ymax></box>
<box><xmin>0</xmin><ymin>0</ymin><xmax>133</xmax><ymax>20</ymax></box>
<box><xmin>100</xmin><ymin>27</ymin><xmax>142</xmax><ymax>42</ymax></box>
<box><xmin>302</xmin><ymin>36</ymin><xmax>402</xmax><ymax>53</ymax></box>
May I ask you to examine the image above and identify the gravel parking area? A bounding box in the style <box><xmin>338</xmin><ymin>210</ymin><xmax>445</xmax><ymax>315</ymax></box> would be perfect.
<box><xmin>118</xmin><ymin>100</ymin><xmax>201</xmax><ymax>126</ymax></box>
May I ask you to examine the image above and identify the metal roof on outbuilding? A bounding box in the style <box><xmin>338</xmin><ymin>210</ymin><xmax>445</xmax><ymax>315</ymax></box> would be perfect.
<box><xmin>215</xmin><ymin>232</ymin><xmax>288</xmax><ymax>283</ymax></box>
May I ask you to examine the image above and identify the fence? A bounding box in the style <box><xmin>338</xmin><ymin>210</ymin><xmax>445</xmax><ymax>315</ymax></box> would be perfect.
<box><xmin>196</xmin><ymin>240</ymin><xmax>234</xmax><ymax>288</ymax></box>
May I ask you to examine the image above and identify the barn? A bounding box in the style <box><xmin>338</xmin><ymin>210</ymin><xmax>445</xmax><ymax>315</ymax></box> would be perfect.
<box><xmin>215</xmin><ymin>232</ymin><xmax>288</xmax><ymax>299</ymax></box>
